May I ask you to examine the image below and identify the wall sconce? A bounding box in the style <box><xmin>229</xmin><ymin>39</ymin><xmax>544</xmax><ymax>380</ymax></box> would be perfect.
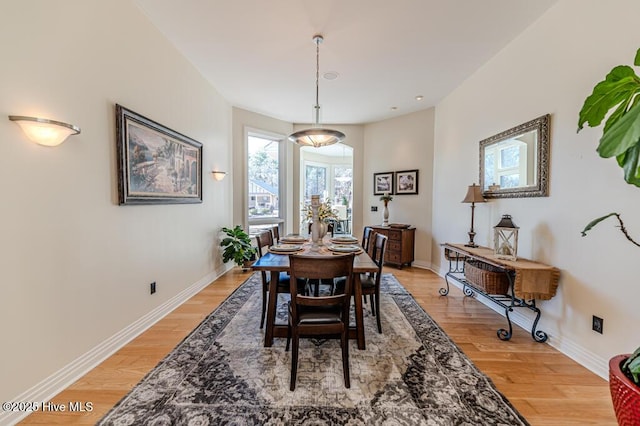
<box><xmin>211</xmin><ymin>171</ymin><xmax>227</xmax><ymax>181</ymax></box>
<box><xmin>8</xmin><ymin>115</ymin><xmax>81</xmax><ymax>147</ymax></box>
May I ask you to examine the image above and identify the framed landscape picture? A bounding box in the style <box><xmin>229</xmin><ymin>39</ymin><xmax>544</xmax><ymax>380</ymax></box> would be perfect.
<box><xmin>373</xmin><ymin>172</ymin><xmax>394</xmax><ymax>195</ymax></box>
<box><xmin>116</xmin><ymin>104</ymin><xmax>203</xmax><ymax>205</ymax></box>
<box><xmin>395</xmin><ymin>169</ymin><xmax>419</xmax><ymax>195</ymax></box>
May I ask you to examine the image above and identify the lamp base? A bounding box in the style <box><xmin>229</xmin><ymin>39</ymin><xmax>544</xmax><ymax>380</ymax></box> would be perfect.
<box><xmin>465</xmin><ymin>231</ymin><xmax>477</xmax><ymax>248</ymax></box>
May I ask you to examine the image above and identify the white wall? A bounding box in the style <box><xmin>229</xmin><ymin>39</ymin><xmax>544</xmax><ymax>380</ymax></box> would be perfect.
<box><xmin>0</xmin><ymin>0</ymin><xmax>232</xmax><ymax>403</ymax></box>
<box><xmin>363</xmin><ymin>109</ymin><xmax>435</xmax><ymax>268</ymax></box>
<box><xmin>432</xmin><ymin>0</ymin><xmax>640</xmax><ymax>377</ymax></box>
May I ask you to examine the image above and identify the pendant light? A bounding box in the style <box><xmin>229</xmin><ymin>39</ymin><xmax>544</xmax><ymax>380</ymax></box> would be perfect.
<box><xmin>288</xmin><ymin>34</ymin><xmax>345</xmax><ymax>148</ymax></box>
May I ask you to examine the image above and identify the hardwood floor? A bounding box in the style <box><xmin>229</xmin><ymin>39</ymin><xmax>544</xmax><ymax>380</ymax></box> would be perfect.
<box><xmin>19</xmin><ymin>267</ymin><xmax>616</xmax><ymax>425</ymax></box>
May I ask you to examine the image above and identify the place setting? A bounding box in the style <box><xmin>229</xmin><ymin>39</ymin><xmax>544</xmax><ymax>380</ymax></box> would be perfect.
<box><xmin>329</xmin><ymin>235</ymin><xmax>359</xmax><ymax>245</ymax></box>
<box><xmin>280</xmin><ymin>234</ymin><xmax>309</xmax><ymax>244</ymax></box>
<box><xmin>268</xmin><ymin>243</ymin><xmax>305</xmax><ymax>254</ymax></box>
<box><xmin>326</xmin><ymin>243</ymin><xmax>363</xmax><ymax>254</ymax></box>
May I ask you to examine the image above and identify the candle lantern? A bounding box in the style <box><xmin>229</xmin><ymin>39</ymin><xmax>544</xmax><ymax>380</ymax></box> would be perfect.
<box><xmin>494</xmin><ymin>214</ymin><xmax>519</xmax><ymax>260</ymax></box>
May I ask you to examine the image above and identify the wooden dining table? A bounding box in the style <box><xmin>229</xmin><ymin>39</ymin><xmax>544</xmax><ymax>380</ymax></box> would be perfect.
<box><xmin>251</xmin><ymin>236</ymin><xmax>378</xmax><ymax>350</ymax></box>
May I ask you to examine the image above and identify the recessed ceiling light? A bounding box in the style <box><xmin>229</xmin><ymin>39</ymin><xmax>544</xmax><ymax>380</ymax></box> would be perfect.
<box><xmin>323</xmin><ymin>71</ymin><xmax>339</xmax><ymax>80</ymax></box>
<box><xmin>415</xmin><ymin>95</ymin><xmax>424</xmax><ymax>101</ymax></box>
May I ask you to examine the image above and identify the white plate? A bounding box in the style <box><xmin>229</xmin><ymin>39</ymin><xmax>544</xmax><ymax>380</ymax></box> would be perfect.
<box><xmin>281</xmin><ymin>236</ymin><xmax>308</xmax><ymax>243</ymax></box>
<box><xmin>269</xmin><ymin>244</ymin><xmax>303</xmax><ymax>253</ymax></box>
<box><xmin>327</xmin><ymin>244</ymin><xmax>362</xmax><ymax>253</ymax></box>
<box><xmin>331</xmin><ymin>236</ymin><xmax>359</xmax><ymax>244</ymax></box>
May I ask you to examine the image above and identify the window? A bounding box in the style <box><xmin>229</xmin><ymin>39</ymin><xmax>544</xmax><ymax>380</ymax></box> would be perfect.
<box><xmin>247</xmin><ymin>132</ymin><xmax>284</xmax><ymax>233</ymax></box>
<box><xmin>485</xmin><ymin>139</ymin><xmax>527</xmax><ymax>190</ymax></box>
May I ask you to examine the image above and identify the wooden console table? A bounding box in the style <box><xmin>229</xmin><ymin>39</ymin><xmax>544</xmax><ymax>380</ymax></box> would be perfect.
<box><xmin>369</xmin><ymin>226</ymin><xmax>415</xmax><ymax>268</ymax></box>
<box><xmin>441</xmin><ymin>243</ymin><xmax>560</xmax><ymax>343</ymax></box>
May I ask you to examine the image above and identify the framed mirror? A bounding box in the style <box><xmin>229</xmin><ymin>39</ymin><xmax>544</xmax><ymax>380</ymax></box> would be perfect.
<box><xmin>479</xmin><ymin>114</ymin><xmax>550</xmax><ymax>198</ymax></box>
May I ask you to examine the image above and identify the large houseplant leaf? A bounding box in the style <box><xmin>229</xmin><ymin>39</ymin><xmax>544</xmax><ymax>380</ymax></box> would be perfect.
<box><xmin>577</xmin><ymin>65</ymin><xmax>640</xmax><ymax>131</ymax></box>
<box><xmin>578</xmin><ymin>48</ymin><xmax>640</xmax><ymax>188</ymax></box>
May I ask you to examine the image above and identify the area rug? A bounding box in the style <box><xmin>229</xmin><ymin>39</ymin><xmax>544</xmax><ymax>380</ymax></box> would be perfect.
<box><xmin>98</xmin><ymin>273</ymin><xmax>528</xmax><ymax>425</ymax></box>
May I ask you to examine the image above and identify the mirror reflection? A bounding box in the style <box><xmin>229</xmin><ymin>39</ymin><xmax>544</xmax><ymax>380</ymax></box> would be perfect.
<box><xmin>479</xmin><ymin>114</ymin><xmax>550</xmax><ymax>198</ymax></box>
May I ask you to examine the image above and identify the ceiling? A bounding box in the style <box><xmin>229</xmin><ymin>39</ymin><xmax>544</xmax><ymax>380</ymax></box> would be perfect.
<box><xmin>134</xmin><ymin>0</ymin><xmax>557</xmax><ymax>125</ymax></box>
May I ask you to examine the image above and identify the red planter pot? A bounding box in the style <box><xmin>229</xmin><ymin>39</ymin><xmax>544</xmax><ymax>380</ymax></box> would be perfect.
<box><xmin>609</xmin><ymin>354</ymin><xmax>640</xmax><ymax>426</ymax></box>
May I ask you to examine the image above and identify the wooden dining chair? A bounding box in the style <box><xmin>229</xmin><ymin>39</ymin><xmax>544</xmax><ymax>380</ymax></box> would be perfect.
<box><xmin>307</xmin><ymin>221</ymin><xmax>335</xmax><ymax>237</ymax></box>
<box><xmin>361</xmin><ymin>226</ymin><xmax>374</xmax><ymax>253</ymax></box>
<box><xmin>285</xmin><ymin>253</ymin><xmax>355</xmax><ymax>391</ymax></box>
<box><xmin>361</xmin><ymin>232</ymin><xmax>387</xmax><ymax>333</ymax></box>
<box><xmin>255</xmin><ymin>230</ymin><xmax>304</xmax><ymax>329</ymax></box>
<box><xmin>271</xmin><ymin>224</ymin><xmax>280</xmax><ymax>244</ymax></box>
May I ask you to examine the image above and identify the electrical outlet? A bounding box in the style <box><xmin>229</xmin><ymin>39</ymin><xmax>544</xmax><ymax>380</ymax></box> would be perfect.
<box><xmin>150</xmin><ymin>282</ymin><xmax>156</xmax><ymax>295</ymax></box>
<box><xmin>371</xmin><ymin>206</ymin><xmax>378</xmax><ymax>212</ymax></box>
<box><xmin>592</xmin><ymin>315</ymin><xmax>603</xmax><ymax>334</ymax></box>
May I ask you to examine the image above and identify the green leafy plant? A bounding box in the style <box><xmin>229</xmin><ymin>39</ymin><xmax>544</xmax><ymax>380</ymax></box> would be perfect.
<box><xmin>577</xmin><ymin>48</ymin><xmax>640</xmax><ymax>186</ymax></box>
<box><xmin>379</xmin><ymin>193</ymin><xmax>393</xmax><ymax>203</ymax></box>
<box><xmin>220</xmin><ymin>226</ymin><xmax>256</xmax><ymax>268</ymax></box>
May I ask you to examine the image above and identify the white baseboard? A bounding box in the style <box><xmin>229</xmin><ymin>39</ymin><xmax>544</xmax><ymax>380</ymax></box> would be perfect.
<box><xmin>434</xmin><ymin>265</ymin><xmax>608</xmax><ymax>381</ymax></box>
<box><xmin>0</xmin><ymin>267</ymin><xmax>230</xmax><ymax>426</ymax></box>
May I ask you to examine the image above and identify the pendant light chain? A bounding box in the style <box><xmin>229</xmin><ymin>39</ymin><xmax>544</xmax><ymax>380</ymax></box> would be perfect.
<box><xmin>314</xmin><ymin>36</ymin><xmax>321</xmax><ymax>125</ymax></box>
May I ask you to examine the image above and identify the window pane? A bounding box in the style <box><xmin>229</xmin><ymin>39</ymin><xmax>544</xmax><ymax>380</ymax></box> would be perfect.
<box><xmin>333</xmin><ymin>166</ymin><xmax>352</xmax><ymax>206</ymax></box>
<box><xmin>500</xmin><ymin>145</ymin><xmax>520</xmax><ymax>168</ymax></box>
<box><xmin>500</xmin><ymin>174</ymin><xmax>520</xmax><ymax>188</ymax></box>
<box><xmin>305</xmin><ymin>165</ymin><xmax>327</xmax><ymax>201</ymax></box>
<box><xmin>248</xmin><ymin>135</ymin><xmax>279</xmax><ymax>219</ymax></box>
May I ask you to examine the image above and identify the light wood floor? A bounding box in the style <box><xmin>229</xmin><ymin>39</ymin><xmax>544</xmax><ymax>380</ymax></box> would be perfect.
<box><xmin>20</xmin><ymin>267</ymin><xmax>616</xmax><ymax>425</ymax></box>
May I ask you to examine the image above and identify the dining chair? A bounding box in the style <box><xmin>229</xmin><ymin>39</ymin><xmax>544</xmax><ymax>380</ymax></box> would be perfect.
<box><xmin>361</xmin><ymin>232</ymin><xmax>387</xmax><ymax>333</ymax></box>
<box><xmin>285</xmin><ymin>253</ymin><xmax>355</xmax><ymax>391</ymax></box>
<box><xmin>361</xmin><ymin>226</ymin><xmax>374</xmax><ymax>253</ymax></box>
<box><xmin>307</xmin><ymin>221</ymin><xmax>335</xmax><ymax>237</ymax></box>
<box><xmin>255</xmin><ymin>230</ymin><xmax>304</xmax><ymax>329</ymax></box>
<box><xmin>271</xmin><ymin>224</ymin><xmax>280</xmax><ymax>244</ymax></box>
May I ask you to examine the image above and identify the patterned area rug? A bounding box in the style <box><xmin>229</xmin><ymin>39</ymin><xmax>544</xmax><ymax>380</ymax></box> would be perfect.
<box><xmin>99</xmin><ymin>274</ymin><xmax>529</xmax><ymax>425</ymax></box>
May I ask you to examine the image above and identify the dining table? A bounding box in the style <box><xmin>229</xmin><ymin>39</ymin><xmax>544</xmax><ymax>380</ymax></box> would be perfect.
<box><xmin>251</xmin><ymin>234</ymin><xmax>378</xmax><ymax>350</ymax></box>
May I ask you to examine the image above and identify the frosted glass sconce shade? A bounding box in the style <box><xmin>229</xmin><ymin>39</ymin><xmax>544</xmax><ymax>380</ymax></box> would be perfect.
<box><xmin>9</xmin><ymin>115</ymin><xmax>80</xmax><ymax>147</ymax></box>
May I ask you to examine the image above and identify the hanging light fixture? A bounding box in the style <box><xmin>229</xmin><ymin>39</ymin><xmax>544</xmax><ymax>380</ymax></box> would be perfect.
<box><xmin>288</xmin><ymin>34</ymin><xmax>345</xmax><ymax>148</ymax></box>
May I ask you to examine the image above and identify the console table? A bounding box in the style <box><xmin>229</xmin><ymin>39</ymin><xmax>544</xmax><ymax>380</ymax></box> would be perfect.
<box><xmin>441</xmin><ymin>243</ymin><xmax>560</xmax><ymax>343</ymax></box>
<box><xmin>369</xmin><ymin>226</ymin><xmax>415</xmax><ymax>268</ymax></box>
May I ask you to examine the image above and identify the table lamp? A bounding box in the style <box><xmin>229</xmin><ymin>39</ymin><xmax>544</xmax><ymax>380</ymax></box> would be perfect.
<box><xmin>461</xmin><ymin>183</ymin><xmax>486</xmax><ymax>247</ymax></box>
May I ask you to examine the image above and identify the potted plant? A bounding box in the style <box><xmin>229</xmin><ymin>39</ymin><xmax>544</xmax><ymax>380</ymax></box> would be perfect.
<box><xmin>578</xmin><ymin>46</ymin><xmax>640</xmax><ymax>423</ymax></box>
<box><xmin>220</xmin><ymin>225</ymin><xmax>256</xmax><ymax>271</ymax></box>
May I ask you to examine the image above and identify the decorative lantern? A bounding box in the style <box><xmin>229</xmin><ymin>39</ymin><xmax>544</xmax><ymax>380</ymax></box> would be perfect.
<box><xmin>494</xmin><ymin>214</ymin><xmax>519</xmax><ymax>260</ymax></box>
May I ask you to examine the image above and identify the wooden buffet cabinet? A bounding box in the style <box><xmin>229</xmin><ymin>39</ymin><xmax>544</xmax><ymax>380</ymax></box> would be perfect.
<box><xmin>369</xmin><ymin>226</ymin><xmax>415</xmax><ymax>268</ymax></box>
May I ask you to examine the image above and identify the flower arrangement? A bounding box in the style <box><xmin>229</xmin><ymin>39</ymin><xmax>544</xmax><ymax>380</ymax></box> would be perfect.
<box><xmin>379</xmin><ymin>192</ymin><xmax>393</xmax><ymax>203</ymax></box>
<box><xmin>301</xmin><ymin>200</ymin><xmax>338</xmax><ymax>222</ymax></box>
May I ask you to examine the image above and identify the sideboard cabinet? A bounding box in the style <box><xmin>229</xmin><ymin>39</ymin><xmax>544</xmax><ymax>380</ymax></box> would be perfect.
<box><xmin>369</xmin><ymin>226</ymin><xmax>415</xmax><ymax>268</ymax></box>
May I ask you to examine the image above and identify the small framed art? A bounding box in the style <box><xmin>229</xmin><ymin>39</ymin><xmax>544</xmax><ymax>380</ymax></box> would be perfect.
<box><xmin>373</xmin><ymin>172</ymin><xmax>394</xmax><ymax>195</ymax></box>
<box><xmin>395</xmin><ymin>169</ymin><xmax>419</xmax><ymax>195</ymax></box>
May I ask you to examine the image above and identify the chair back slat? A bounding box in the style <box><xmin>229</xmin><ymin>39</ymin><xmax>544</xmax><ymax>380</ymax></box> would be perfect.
<box><xmin>255</xmin><ymin>230</ymin><xmax>274</xmax><ymax>257</ymax></box>
<box><xmin>289</xmin><ymin>254</ymin><xmax>354</xmax><ymax>312</ymax></box>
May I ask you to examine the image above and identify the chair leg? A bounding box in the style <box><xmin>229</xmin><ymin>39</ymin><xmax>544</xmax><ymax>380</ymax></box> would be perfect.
<box><xmin>260</xmin><ymin>285</ymin><xmax>267</xmax><ymax>329</ymax></box>
<box><xmin>290</xmin><ymin>330</ymin><xmax>299</xmax><ymax>391</ymax></box>
<box><xmin>341</xmin><ymin>327</ymin><xmax>350</xmax><ymax>388</ymax></box>
<box><xmin>286</xmin><ymin>318</ymin><xmax>291</xmax><ymax>351</ymax></box>
<box><xmin>375</xmin><ymin>293</ymin><xmax>382</xmax><ymax>334</ymax></box>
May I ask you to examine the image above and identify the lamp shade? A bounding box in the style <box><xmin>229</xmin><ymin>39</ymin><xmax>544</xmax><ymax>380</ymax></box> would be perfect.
<box><xmin>462</xmin><ymin>183</ymin><xmax>486</xmax><ymax>204</ymax></box>
<box><xmin>9</xmin><ymin>115</ymin><xmax>80</xmax><ymax>147</ymax></box>
<box><xmin>288</xmin><ymin>127</ymin><xmax>345</xmax><ymax>147</ymax></box>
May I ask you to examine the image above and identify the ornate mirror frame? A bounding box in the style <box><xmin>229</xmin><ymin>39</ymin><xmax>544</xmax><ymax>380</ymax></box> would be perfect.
<box><xmin>479</xmin><ymin>114</ymin><xmax>550</xmax><ymax>199</ymax></box>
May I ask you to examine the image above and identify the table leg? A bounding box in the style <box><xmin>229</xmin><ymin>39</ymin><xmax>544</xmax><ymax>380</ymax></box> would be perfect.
<box><xmin>264</xmin><ymin>271</ymin><xmax>279</xmax><ymax>347</ymax></box>
<box><xmin>353</xmin><ymin>273</ymin><xmax>365</xmax><ymax>350</ymax></box>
